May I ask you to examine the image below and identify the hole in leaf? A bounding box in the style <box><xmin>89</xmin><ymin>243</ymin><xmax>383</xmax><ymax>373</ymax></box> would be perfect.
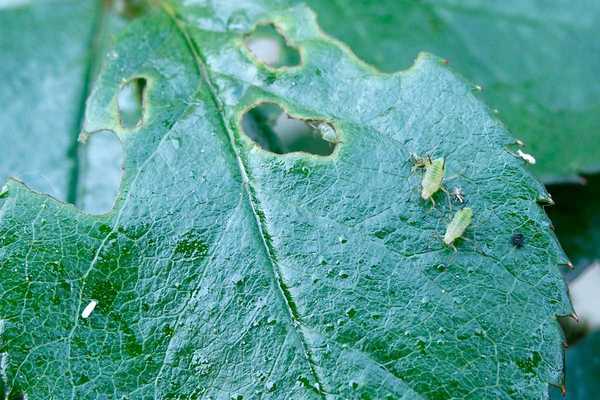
<box><xmin>117</xmin><ymin>77</ymin><xmax>146</xmax><ymax>129</ymax></box>
<box><xmin>80</xmin><ymin>130</ymin><xmax>123</xmax><ymax>214</ymax></box>
<box><xmin>244</xmin><ymin>24</ymin><xmax>301</xmax><ymax>68</ymax></box>
<box><xmin>241</xmin><ymin>103</ymin><xmax>337</xmax><ymax>156</ymax></box>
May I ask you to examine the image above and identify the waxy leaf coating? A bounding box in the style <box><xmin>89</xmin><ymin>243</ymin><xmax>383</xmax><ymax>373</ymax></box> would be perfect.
<box><xmin>0</xmin><ymin>1</ymin><xmax>570</xmax><ymax>399</ymax></box>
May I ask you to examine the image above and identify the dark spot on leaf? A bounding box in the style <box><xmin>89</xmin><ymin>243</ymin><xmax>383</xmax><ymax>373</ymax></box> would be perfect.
<box><xmin>98</xmin><ymin>223</ymin><xmax>112</xmax><ymax>235</ymax></box>
<box><xmin>118</xmin><ymin>77</ymin><xmax>146</xmax><ymax>128</ymax></box>
<box><xmin>75</xmin><ymin>373</ymin><xmax>90</xmax><ymax>386</ymax></box>
<box><xmin>241</xmin><ymin>102</ymin><xmax>337</xmax><ymax>155</ymax></box>
<box><xmin>297</xmin><ymin>375</ymin><xmax>311</xmax><ymax>388</ymax></box>
<box><xmin>263</xmin><ymin>70</ymin><xmax>277</xmax><ymax>85</ymax></box>
<box><xmin>511</xmin><ymin>233</ymin><xmax>525</xmax><ymax>248</ymax></box>
<box><xmin>373</xmin><ymin>228</ymin><xmax>392</xmax><ymax>239</ymax></box>
<box><xmin>517</xmin><ymin>351</ymin><xmax>542</xmax><ymax>374</ymax></box>
<box><xmin>163</xmin><ymin>325</ymin><xmax>175</xmax><ymax>337</ymax></box>
<box><xmin>174</xmin><ymin>231</ymin><xmax>209</xmax><ymax>260</ymax></box>
<box><xmin>89</xmin><ymin>279</ymin><xmax>118</xmax><ymax>309</ymax></box>
<box><xmin>416</xmin><ymin>338</ymin><xmax>427</xmax><ymax>354</ymax></box>
<box><xmin>244</xmin><ymin>23</ymin><xmax>300</xmax><ymax>68</ymax></box>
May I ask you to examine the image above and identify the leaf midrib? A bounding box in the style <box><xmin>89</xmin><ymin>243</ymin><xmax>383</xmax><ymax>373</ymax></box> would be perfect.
<box><xmin>159</xmin><ymin>3</ymin><xmax>328</xmax><ymax>397</ymax></box>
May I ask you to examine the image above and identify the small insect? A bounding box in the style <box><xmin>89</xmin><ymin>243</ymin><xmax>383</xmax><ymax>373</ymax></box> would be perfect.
<box><xmin>317</xmin><ymin>122</ymin><xmax>340</xmax><ymax>144</ymax></box>
<box><xmin>443</xmin><ymin>207</ymin><xmax>473</xmax><ymax>248</ymax></box>
<box><xmin>81</xmin><ymin>300</ymin><xmax>98</xmax><ymax>319</ymax></box>
<box><xmin>511</xmin><ymin>233</ymin><xmax>525</xmax><ymax>248</ymax></box>
<box><xmin>420</xmin><ymin>157</ymin><xmax>445</xmax><ymax>205</ymax></box>
<box><xmin>450</xmin><ymin>187</ymin><xmax>465</xmax><ymax>203</ymax></box>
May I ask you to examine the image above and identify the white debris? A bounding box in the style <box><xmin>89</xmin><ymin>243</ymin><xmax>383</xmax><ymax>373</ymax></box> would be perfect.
<box><xmin>516</xmin><ymin>149</ymin><xmax>536</xmax><ymax>165</ymax></box>
<box><xmin>319</xmin><ymin>123</ymin><xmax>338</xmax><ymax>143</ymax></box>
<box><xmin>81</xmin><ymin>300</ymin><xmax>98</xmax><ymax>319</ymax></box>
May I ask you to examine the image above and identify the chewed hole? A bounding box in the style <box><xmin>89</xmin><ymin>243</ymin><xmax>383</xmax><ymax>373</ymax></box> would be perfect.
<box><xmin>117</xmin><ymin>77</ymin><xmax>146</xmax><ymax>129</ymax></box>
<box><xmin>241</xmin><ymin>103</ymin><xmax>337</xmax><ymax>156</ymax></box>
<box><xmin>244</xmin><ymin>24</ymin><xmax>301</xmax><ymax>68</ymax></box>
<box><xmin>80</xmin><ymin>130</ymin><xmax>123</xmax><ymax>214</ymax></box>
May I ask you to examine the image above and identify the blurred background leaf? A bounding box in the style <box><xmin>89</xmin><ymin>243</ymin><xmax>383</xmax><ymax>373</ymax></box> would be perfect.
<box><xmin>548</xmin><ymin>176</ymin><xmax>600</xmax><ymax>278</ymax></box>
<box><xmin>551</xmin><ymin>331</ymin><xmax>600</xmax><ymax>400</ymax></box>
<box><xmin>0</xmin><ymin>0</ymin><xmax>141</xmax><ymax>213</ymax></box>
<box><xmin>0</xmin><ymin>0</ymin><xmax>103</xmax><ymax>201</ymax></box>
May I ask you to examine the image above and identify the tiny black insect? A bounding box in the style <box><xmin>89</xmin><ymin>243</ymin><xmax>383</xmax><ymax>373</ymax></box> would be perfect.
<box><xmin>511</xmin><ymin>233</ymin><xmax>525</xmax><ymax>248</ymax></box>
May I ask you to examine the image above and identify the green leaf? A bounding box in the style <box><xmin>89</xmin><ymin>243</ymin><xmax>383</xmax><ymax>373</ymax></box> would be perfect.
<box><xmin>0</xmin><ymin>2</ymin><xmax>570</xmax><ymax>399</ymax></box>
<box><xmin>0</xmin><ymin>0</ymin><xmax>103</xmax><ymax>202</ymax></box>
<box><xmin>300</xmin><ymin>0</ymin><xmax>600</xmax><ymax>182</ymax></box>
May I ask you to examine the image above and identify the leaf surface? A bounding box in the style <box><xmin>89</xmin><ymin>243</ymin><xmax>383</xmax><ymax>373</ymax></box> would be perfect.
<box><xmin>0</xmin><ymin>1</ymin><xmax>571</xmax><ymax>399</ymax></box>
<box><xmin>301</xmin><ymin>0</ymin><xmax>600</xmax><ymax>181</ymax></box>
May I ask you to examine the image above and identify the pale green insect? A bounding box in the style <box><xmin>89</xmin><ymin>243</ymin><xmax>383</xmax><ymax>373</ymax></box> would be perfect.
<box><xmin>444</xmin><ymin>207</ymin><xmax>473</xmax><ymax>246</ymax></box>
<box><xmin>420</xmin><ymin>157</ymin><xmax>445</xmax><ymax>204</ymax></box>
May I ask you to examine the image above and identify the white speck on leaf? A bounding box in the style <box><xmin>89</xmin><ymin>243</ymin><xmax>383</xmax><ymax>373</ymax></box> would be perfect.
<box><xmin>81</xmin><ymin>300</ymin><xmax>98</xmax><ymax>319</ymax></box>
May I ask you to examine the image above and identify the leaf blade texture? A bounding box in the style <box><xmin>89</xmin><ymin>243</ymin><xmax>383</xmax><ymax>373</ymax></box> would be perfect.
<box><xmin>0</xmin><ymin>2</ymin><xmax>571</xmax><ymax>399</ymax></box>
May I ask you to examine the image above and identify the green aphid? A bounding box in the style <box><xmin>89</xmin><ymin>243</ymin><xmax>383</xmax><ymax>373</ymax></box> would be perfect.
<box><xmin>444</xmin><ymin>207</ymin><xmax>473</xmax><ymax>247</ymax></box>
<box><xmin>420</xmin><ymin>157</ymin><xmax>445</xmax><ymax>204</ymax></box>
